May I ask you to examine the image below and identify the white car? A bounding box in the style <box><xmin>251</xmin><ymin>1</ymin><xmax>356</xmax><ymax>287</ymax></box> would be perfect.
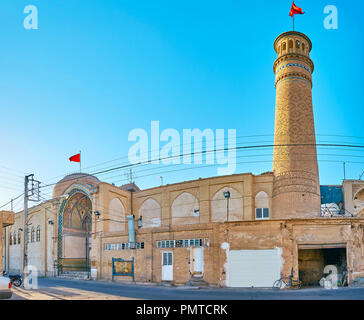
<box><xmin>0</xmin><ymin>276</ymin><xmax>12</xmax><ymax>299</ymax></box>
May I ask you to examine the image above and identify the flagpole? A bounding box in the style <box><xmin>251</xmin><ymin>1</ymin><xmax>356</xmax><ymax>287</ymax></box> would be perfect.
<box><xmin>293</xmin><ymin>15</ymin><xmax>295</xmax><ymax>31</ymax></box>
<box><xmin>80</xmin><ymin>150</ymin><xmax>81</xmax><ymax>173</ymax></box>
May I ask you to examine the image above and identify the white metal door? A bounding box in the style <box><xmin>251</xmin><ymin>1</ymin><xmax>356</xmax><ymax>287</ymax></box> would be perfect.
<box><xmin>193</xmin><ymin>247</ymin><xmax>203</xmax><ymax>273</ymax></box>
<box><xmin>162</xmin><ymin>251</ymin><xmax>173</xmax><ymax>281</ymax></box>
<box><xmin>229</xmin><ymin>249</ymin><xmax>281</xmax><ymax>287</ymax></box>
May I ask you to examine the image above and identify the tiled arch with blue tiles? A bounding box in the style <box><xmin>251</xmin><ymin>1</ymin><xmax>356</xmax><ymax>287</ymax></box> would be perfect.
<box><xmin>57</xmin><ymin>184</ymin><xmax>94</xmax><ymax>273</ymax></box>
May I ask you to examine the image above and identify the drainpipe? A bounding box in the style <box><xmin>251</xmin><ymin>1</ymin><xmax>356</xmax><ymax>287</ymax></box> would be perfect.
<box><xmin>127</xmin><ymin>189</ymin><xmax>136</xmax><ymax>249</ymax></box>
<box><xmin>44</xmin><ymin>209</ymin><xmax>47</xmax><ymax>277</ymax></box>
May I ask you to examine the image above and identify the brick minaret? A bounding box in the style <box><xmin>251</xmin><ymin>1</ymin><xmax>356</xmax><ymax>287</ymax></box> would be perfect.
<box><xmin>272</xmin><ymin>31</ymin><xmax>321</xmax><ymax>218</ymax></box>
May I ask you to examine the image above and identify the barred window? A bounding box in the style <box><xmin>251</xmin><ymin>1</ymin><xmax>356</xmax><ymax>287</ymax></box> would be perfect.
<box><xmin>36</xmin><ymin>226</ymin><xmax>41</xmax><ymax>242</ymax></box>
<box><xmin>157</xmin><ymin>238</ymin><xmax>206</xmax><ymax>249</ymax></box>
<box><xmin>31</xmin><ymin>227</ymin><xmax>35</xmax><ymax>243</ymax></box>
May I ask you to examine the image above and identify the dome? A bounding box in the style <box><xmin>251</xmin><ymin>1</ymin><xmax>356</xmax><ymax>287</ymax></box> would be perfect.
<box><xmin>52</xmin><ymin>173</ymin><xmax>100</xmax><ymax>199</ymax></box>
<box><xmin>119</xmin><ymin>182</ymin><xmax>140</xmax><ymax>192</ymax></box>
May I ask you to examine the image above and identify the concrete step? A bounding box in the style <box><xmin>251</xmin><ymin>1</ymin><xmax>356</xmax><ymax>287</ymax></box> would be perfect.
<box><xmin>351</xmin><ymin>277</ymin><xmax>364</xmax><ymax>287</ymax></box>
<box><xmin>57</xmin><ymin>271</ymin><xmax>90</xmax><ymax>280</ymax></box>
<box><xmin>185</xmin><ymin>275</ymin><xmax>209</xmax><ymax>287</ymax></box>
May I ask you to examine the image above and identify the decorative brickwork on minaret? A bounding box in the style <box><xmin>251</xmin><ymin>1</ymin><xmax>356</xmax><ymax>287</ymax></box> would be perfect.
<box><xmin>272</xmin><ymin>31</ymin><xmax>321</xmax><ymax>218</ymax></box>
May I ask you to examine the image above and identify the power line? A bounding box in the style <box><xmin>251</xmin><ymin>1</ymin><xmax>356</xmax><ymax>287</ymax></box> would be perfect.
<box><xmin>39</xmin><ymin>134</ymin><xmax>364</xmax><ymax>184</ymax></box>
<box><xmin>0</xmin><ymin>193</ymin><xmax>24</xmax><ymax>210</ymax></box>
<box><xmin>36</xmin><ymin>142</ymin><xmax>364</xmax><ymax>191</ymax></box>
<box><xmin>85</xmin><ymin>152</ymin><xmax>364</xmax><ymax>184</ymax></box>
<box><xmin>3</xmin><ymin>142</ymin><xmax>364</xmax><ymax>209</ymax></box>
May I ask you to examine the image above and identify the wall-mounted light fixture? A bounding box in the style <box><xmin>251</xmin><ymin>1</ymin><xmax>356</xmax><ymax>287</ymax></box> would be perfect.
<box><xmin>94</xmin><ymin>211</ymin><xmax>101</xmax><ymax>219</ymax></box>
<box><xmin>137</xmin><ymin>216</ymin><xmax>143</xmax><ymax>228</ymax></box>
<box><xmin>48</xmin><ymin>220</ymin><xmax>54</xmax><ymax>225</ymax></box>
<box><xmin>224</xmin><ymin>191</ymin><xmax>231</xmax><ymax>222</ymax></box>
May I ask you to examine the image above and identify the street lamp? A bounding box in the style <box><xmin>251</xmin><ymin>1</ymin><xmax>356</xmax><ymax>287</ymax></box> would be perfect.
<box><xmin>224</xmin><ymin>191</ymin><xmax>231</xmax><ymax>222</ymax></box>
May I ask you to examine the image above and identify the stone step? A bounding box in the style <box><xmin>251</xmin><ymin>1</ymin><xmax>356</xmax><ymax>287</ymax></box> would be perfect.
<box><xmin>57</xmin><ymin>271</ymin><xmax>90</xmax><ymax>280</ymax></box>
<box><xmin>185</xmin><ymin>275</ymin><xmax>209</xmax><ymax>287</ymax></box>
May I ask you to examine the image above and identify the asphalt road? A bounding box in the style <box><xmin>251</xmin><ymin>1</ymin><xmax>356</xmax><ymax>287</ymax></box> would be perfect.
<box><xmin>6</xmin><ymin>278</ymin><xmax>364</xmax><ymax>300</ymax></box>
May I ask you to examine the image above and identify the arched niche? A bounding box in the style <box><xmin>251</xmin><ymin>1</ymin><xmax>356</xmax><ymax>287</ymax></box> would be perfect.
<box><xmin>108</xmin><ymin>197</ymin><xmax>126</xmax><ymax>232</ymax></box>
<box><xmin>138</xmin><ymin>198</ymin><xmax>161</xmax><ymax>228</ymax></box>
<box><xmin>63</xmin><ymin>192</ymin><xmax>92</xmax><ymax>231</ymax></box>
<box><xmin>172</xmin><ymin>192</ymin><xmax>199</xmax><ymax>225</ymax></box>
<box><xmin>211</xmin><ymin>187</ymin><xmax>243</xmax><ymax>222</ymax></box>
<box><xmin>353</xmin><ymin>188</ymin><xmax>364</xmax><ymax>216</ymax></box>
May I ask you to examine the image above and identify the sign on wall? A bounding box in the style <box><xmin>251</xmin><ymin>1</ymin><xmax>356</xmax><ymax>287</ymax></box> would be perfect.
<box><xmin>112</xmin><ymin>258</ymin><xmax>134</xmax><ymax>282</ymax></box>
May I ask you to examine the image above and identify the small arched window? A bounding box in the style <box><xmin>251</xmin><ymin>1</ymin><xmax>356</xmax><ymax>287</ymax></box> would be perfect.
<box><xmin>31</xmin><ymin>227</ymin><xmax>35</xmax><ymax>243</ymax></box>
<box><xmin>282</xmin><ymin>42</ymin><xmax>287</xmax><ymax>51</ymax></box>
<box><xmin>289</xmin><ymin>40</ymin><xmax>293</xmax><ymax>49</ymax></box>
<box><xmin>255</xmin><ymin>191</ymin><xmax>270</xmax><ymax>220</ymax></box>
<box><xmin>18</xmin><ymin>229</ymin><xmax>21</xmax><ymax>244</ymax></box>
<box><xmin>9</xmin><ymin>232</ymin><xmax>12</xmax><ymax>245</ymax></box>
<box><xmin>302</xmin><ymin>43</ymin><xmax>305</xmax><ymax>52</ymax></box>
<box><xmin>36</xmin><ymin>226</ymin><xmax>41</xmax><ymax>242</ymax></box>
<box><xmin>296</xmin><ymin>40</ymin><xmax>301</xmax><ymax>48</ymax></box>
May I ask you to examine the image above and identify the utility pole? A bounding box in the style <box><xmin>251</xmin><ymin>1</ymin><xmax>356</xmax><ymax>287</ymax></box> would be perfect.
<box><xmin>23</xmin><ymin>174</ymin><xmax>40</xmax><ymax>286</ymax></box>
<box><xmin>23</xmin><ymin>174</ymin><xmax>30</xmax><ymax>282</ymax></box>
<box><xmin>343</xmin><ymin>162</ymin><xmax>346</xmax><ymax>180</ymax></box>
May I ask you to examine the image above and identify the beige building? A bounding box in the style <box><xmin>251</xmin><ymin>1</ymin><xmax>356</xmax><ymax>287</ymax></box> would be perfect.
<box><xmin>2</xmin><ymin>31</ymin><xmax>364</xmax><ymax>288</ymax></box>
<box><xmin>1</xmin><ymin>210</ymin><xmax>14</xmax><ymax>274</ymax></box>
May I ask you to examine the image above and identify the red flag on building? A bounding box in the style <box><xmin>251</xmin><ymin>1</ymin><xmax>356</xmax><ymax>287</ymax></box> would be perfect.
<box><xmin>69</xmin><ymin>153</ymin><xmax>81</xmax><ymax>163</ymax></box>
<box><xmin>289</xmin><ymin>2</ymin><xmax>304</xmax><ymax>17</ymax></box>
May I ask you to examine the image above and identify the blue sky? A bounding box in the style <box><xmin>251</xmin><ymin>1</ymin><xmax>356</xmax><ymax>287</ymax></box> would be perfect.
<box><xmin>0</xmin><ymin>1</ymin><xmax>363</xmax><ymax>210</ymax></box>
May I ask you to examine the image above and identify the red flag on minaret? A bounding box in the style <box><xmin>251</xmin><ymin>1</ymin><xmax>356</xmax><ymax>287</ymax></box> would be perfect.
<box><xmin>69</xmin><ymin>153</ymin><xmax>80</xmax><ymax>163</ymax></box>
<box><xmin>289</xmin><ymin>2</ymin><xmax>304</xmax><ymax>17</ymax></box>
<box><xmin>69</xmin><ymin>152</ymin><xmax>82</xmax><ymax>172</ymax></box>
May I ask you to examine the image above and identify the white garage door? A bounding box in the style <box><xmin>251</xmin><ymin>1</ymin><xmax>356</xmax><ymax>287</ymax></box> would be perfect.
<box><xmin>229</xmin><ymin>249</ymin><xmax>281</xmax><ymax>288</ymax></box>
